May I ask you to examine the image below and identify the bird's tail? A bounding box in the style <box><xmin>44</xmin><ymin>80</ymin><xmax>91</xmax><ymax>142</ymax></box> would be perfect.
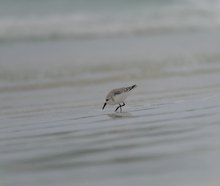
<box><xmin>129</xmin><ymin>84</ymin><xmax>137</xmax><ymax>91</ymax></box>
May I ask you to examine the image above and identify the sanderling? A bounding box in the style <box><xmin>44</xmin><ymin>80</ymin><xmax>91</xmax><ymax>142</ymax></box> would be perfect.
<box><xmin>102</xmin><ymin>84</ymin><xmax>137</xmax><ymax>112</ymax></box>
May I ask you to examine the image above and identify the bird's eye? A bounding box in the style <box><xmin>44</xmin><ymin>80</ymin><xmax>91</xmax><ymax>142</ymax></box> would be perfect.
<box><xmin>106</xmin><ymin>99</ymin><xmax>109</xmax><ymax>101</ymax></box>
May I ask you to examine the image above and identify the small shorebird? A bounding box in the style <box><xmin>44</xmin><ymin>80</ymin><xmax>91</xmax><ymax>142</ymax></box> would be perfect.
<box><xmin>102</xmin><ymin>84</ymin><xmax>137</xmax><ymax>112</ymax></box>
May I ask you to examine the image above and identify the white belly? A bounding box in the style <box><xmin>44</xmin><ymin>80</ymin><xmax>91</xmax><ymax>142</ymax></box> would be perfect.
<box><xmin>109</xmin><ymin>92</ymin><xmax>130</xmax><ymax>105</ymax></box>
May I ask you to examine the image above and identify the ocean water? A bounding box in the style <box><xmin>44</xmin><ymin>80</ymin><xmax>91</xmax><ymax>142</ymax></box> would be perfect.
<box><xmin>1</xmin><ymin>0</ymin><xmax>220</xmax><ymax>42</ymax></box>
<box><xmin>1</xmin><ymin>1</ymin><xmax>220</xmax><ymax>186</ymax></box>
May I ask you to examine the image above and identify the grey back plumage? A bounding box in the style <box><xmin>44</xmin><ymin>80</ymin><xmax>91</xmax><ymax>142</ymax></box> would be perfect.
<box><xmin>106</xmin><ymin>84</ymin><xmax>137</xmax><ymax>99</ymax></box>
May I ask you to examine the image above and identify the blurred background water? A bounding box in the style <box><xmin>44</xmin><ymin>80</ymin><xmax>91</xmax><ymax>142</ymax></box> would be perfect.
<box><xmin>1</xmin><ymin>0</ymin><xmax>220</xmax><ymax>186</ymax></box>
<box><xmin>1</xmin><ymin>0</ymin><xmax>220</xmax><ymax>43</ymax></box>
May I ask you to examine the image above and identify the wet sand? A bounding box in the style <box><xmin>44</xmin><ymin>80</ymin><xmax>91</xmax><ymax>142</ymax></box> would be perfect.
<box><xmin>1</xmin><ymin>31</ymin><xmax>220</xmax><ymax>186</ymax></box>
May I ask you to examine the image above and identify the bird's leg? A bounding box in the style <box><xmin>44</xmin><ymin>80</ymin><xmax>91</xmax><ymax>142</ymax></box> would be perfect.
<box><xmin>115</xmin><ymin>102</ymin><xmax>126</xmax><ymax>112</ymax></box>
<box><xmin>120</xmin><ymin>102</ymin><xmax>125</xmax><ymax>112</ymax></box>
<box><xmin>115</xmin><ymin>102</ymin><xmax>125</xmax><ymax>112</ymax></box>
<box><xmin>115</xmin><ymin>104</ymin><xmax>121</xmax><ymax>112</ymax></box>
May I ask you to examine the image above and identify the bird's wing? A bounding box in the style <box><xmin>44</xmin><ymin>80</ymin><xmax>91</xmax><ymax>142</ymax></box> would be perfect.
<box><xmin>113</xmin><ymin>90</ymin><xmax>122</xmax><ymax>95</ymax></box>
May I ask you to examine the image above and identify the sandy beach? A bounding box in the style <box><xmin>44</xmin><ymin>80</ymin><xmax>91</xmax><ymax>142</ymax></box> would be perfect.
<box><xmin>1</xmin><ymin>0</ymin><xmax>220</xmax><ymax>185</ymax></box>
<box><xmin>1</xmin><ymin>30</ymin><xmax>220</xmax><ymax>186</ymax></box>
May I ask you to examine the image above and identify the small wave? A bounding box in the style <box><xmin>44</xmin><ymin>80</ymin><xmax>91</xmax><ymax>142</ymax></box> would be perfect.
<box><xmin>1</xmin><ymin>52</ymin><xmax>220</xmax><ymax>92</ymax></box>
<box><xmin>0</xmin><ymin>0</ymin><xmax>220</xmax><ymax>43</ymax></box>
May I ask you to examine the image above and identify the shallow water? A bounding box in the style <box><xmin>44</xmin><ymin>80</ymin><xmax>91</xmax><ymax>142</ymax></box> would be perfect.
<box><xmin>1</xmin><ymin>30</ymin><xmax>220</xmax><ymax>186</ymax></box>
<box><xmin>1</xmin><ymin>85</ymin><xmax>220</xmax><ymax>186</ymax></box>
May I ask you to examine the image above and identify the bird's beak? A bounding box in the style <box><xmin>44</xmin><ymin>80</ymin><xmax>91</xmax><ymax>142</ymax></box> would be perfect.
<box><xmin>102</xmin><ymin>102</ymin><xmax>107</xmax><ymax>110</ymax></box>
